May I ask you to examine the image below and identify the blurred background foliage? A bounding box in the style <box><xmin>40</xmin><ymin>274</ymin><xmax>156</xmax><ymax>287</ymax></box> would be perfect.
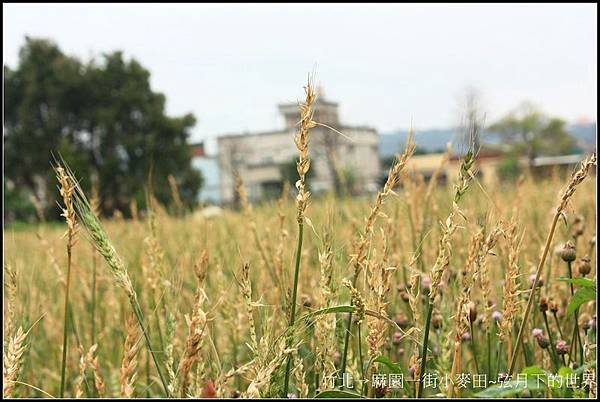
<box><xmin>4</xmin><ymin>37</ymin><xmax>203</xmax><ymax>222</ymax></box>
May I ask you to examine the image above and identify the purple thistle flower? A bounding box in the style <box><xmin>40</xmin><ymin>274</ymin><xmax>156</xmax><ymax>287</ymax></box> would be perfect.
<box><xmin>532</xmin><ymin>328</ymin><xmax>543</xmax><ymax>339</ymax></box>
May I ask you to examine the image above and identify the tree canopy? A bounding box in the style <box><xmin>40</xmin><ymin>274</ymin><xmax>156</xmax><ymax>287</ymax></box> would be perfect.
<box><xmin>4</xmin><ymin>37</ymin><xmax>202</xmax><ymax>220</ymax></box>
<box><xmin>489</xmin><ymin>102</ymin><xmax>577</xmax><ymax>164</ymax></box>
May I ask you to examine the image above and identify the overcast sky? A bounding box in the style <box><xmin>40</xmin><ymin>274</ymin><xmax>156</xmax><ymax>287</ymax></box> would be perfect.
<box><xmin>4</xmin><ymin>3</ymin><xmax>597</xmax><ymax>151</ymax></box>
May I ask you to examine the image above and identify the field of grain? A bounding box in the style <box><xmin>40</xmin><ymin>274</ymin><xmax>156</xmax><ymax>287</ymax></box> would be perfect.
<box><xmin>3</xmin><ymin>85</ymin><xmax>597</xmax><ymax>399</ymax></box>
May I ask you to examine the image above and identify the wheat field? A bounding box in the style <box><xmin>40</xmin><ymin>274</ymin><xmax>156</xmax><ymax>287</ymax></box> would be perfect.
<box><xmin>3</xmin><ymin>83</ymin><xmax>597</xmax><ymax>399</ymax></box>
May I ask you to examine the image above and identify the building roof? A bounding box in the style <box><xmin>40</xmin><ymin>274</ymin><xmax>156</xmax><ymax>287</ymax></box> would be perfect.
<box><xmin>278</xmin><ymin>98</ymin><xmax>339</xmax><ymax>114</ymax></box>
<box><xmin>190</xmin><ymin>142</ymin><xmax>205</xmax><ymax>157</ymax></box>
<box><xmin>216</xmin><ymin>124</ymin><xmax>376</xmax><ymax>140</ymax></box>
<box><xmin>531</xmin><ymin>154</ymin><xmax>584</xmax><ymax>167</ymax></box>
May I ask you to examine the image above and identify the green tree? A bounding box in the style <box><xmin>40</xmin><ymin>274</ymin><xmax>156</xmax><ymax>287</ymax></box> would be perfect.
<box><xmin>496</xmin><ymin>156</ymin><xmax>522</xmax><ymax>182</ymax></box>
<box><xmin>4</xmin><ymin>37</ymin><xmax>202</xmax><ymax>220</ymax></box>
<box><xmin>489</xmin><ymin>102</ymin><xmax>576</xmax><ymax>166</ymax></box>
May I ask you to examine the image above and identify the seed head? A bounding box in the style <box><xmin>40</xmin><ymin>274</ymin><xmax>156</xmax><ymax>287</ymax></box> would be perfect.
<box><xmin>578</xmin><ymin>256</ymin><xmax>592</xmax><ymax>276</ymax></box>
<box><xmin>539</xmin><ymin>297</ymin><xmax>548</xmax><ymax>313</ymax></box>
<box><xmin>399</xmin><ymin>290</ymin><xmax>410</xmax><ymax>303</ymax></box>
<box><xmin>394</xmin><ymin>312</ymin><xmax>409</xmax><ymax>329</ymax></box>
<box><xmin>301</xmin><ymin>294</ymin><xmax>312</xmax><ymax>308</ymax></box>
<box><xmin>392</xmin><ymin>331</ymin><xmax>403</xmax><ymax>346</ymax></box>
<box><xmin>580</xmin><ymin>314</ymin><xmax>592</xmax><ymax>331</ymax></box>
<box><xmin>560</xmin><ymin>241</ymin><xmax>577</xmax><ymax>262</ymax></box>
<box><xmin>431</xmin><ymin>313</ymin><xmax>443</xmax><ymax>330</ymax></box>
<box><xmin>549</xmin><ymin>300</ymin><xmax>559</xmax><ymax>314</ymax></box>
<box><xmin>571</xmin><ymin>215</ymin><xmax>585</xmax><ymax>238</ymax></box>
<box><xmin>333</xmin><ymin>351</ymin><xmax>342</xmax><ymax>367</ymax></box>
<box><xmin>468</xmin><ymin>302</ymin><xmax>478</xmax><ymax>323</ymax></box>
<box><xmin>536</xmin><ymin>337</ymin><xmax>550</xmax><ymax>349</ymax></box>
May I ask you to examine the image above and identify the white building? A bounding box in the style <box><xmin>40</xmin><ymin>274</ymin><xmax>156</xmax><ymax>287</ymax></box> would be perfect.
<box><xmin>217</xmin><ymin>94</ymin><xmax>380</xmax><ymax>204</ymax></box>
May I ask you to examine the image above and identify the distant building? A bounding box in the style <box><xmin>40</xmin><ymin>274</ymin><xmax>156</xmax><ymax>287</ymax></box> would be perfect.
<box><xmin>190</xmin><ymin>142</ymin><xmax>221</xmax><ymax>204</ymax></box>
<box><xmin>217</xmin><ymin>94</ymin><xmax>380</xmax><ymax>204</ymax></box>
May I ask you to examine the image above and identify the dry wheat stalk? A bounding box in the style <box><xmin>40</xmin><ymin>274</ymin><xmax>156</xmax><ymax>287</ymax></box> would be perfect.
<box><xmin>74</xmin><ymin>346</ymin><xmax>88</xmax><ymax>398</ymax></box>
<box><xmin>283</xmin><ymin>76</ymin><xmax>318</xmax><ymax>397</ymax></box>
<box><xmin>85</xmin><ymin>344</ymin><xmax>105</xmax><ymax>398</ymax></box>
<box><xmin>429</xmin><ymin>151</ymin><xmax>475</xmax><ymax>302</ymax></box>
<box><xmin>56</xmin><ymin>166</ymin><xmax>79</xmax><ymax>249</ymax></box>
<box><xmin>447</xmin><ymin>230</ymin><xmax>483</xmax><ymax>398</ymax></box>
<box><xmin>3</xmin><ymin>263</ymin><xmax>17</xmax><ymax>342</ymax></box>
<box><xmin>509</xmin><ymin>152</ymin><xmax>596</xmax><ymax>374</ymax></box>
<box><xmin>120</xmin><ymin>313</ymin><xmax>141</xmax><ymax>398</ymax></box>
<box><xmin>350</xmin><ymin>134</ymin><xmax>416</xmax><ymax>279</ymax></box>
<box><xmin>314</xmin><ymin>233</ymin><xmax>337</xmax><ymax>390</ymax></box>
<box><xmin>343</xmin><ymin>279</ymin><xmax>366</xmax><ymax>324</ymax></box>
<box><xmin>237</xmin><ymin>262</ymin><xmax>259</xmax><ymax>358</ymax></box>
<box><xmin>129</xmin><ymin>198</ymin><xmax>138</xmax><ymax>221</ymax></box>
<box><xmin>365</xmin><ymin>257</ymin><xmax>395</xmax><ymax>397</ymax></box>
<box><xmin>56</xmin><ymin>165</ymin><xmax>79</xmax><ymax>398</ymax></box>
<box><xmin>168</xmin><ymin>174</ymin><xmax>184</xmax><ymax>215</ymax></box>
<box><xmin>407</xmin><ymin>254</ymin><xmax>421</xmax><ymax>328</ymax></box>
<box><xmin>244</xmin><ymin>337</ymin><xmax>295</xmax><ymax>398</ymax></box>
<box><xmin>500</xmin><ymin>220</ymin><xmax>523</xmax><ymax>366</ymax></box>
<box><xmin>417</xmin><ymin>147</ymin><xmax>476</xmax><ymax>398</ymax></box>
<box><xmin>179</xmin><ymin>250</ymin><xmax>209</xmax><ymax>397</ymax></box>
<box><xmin>3</xmin><ymin>326</ymin><xmax>27</xmax><ymax>398</ymax></box>
<box><xmin>164</xmin><ymin>311</ymin><xmax>178</xmax><ymax>395</ymax></box>
<box><xmin>143</xmin><ymin>196</ymin><xmax>166</xmax><ymax>294</ymax></box>
<box><xmin>340</xmin><ymin>133</ymin><xmax>415</xmax><ymax>379</ymax></box>
<box><xmin>236</xmin><ymin>175</ymin><xmax>276</xmax><ymax>283</ymax></box>
<box><xmin>292</xmin><ymin>350</ymin><xmax>308</xmax><ymax>398</ymax></box>
<box><xmin>366</xmin><ymin>230</ymin><xmax>395</xmax><ymax>358</ymax></box>
<box><xmin>293</xmin><ymin>77</ymin><xmax>317</xmax><ymax>224</ymax></box>
<box><xmin>478</xmin><ymin>224</ymin><xmax>504</xmax><ymax>327</ymax></box>
<box><xmin>274</xmin><ymin>186</ymin><xmax>290</xmax><ymax>314</ymax></box>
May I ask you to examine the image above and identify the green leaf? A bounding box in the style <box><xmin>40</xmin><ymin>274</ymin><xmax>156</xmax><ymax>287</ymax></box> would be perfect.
<box><xmin>373</xmin><ymin>356</ymin><xmax>402</xmax><ymax>374</ymax></box>
<box><xmin>557</xmin><ymin>277</ymin><xmax>597</xmax><ymax>289</ymax></box>
<box><xmin>301</xmin><ymin>305</ymin><xmax>355</xmax><ymax>320</ymax></box>
<box><xmin>315</xmin><ymin>390</ymin><xmax>362</xmax><ymax>399</ymax></box>
<box><xmin>522</xmin><ymin>365</ymin><xmax>548</xmax><ymax>376</ymax></box>
<box><xmin>567</xmin><ymin>287</ymin><xmax>596</xmax><ymax>315</ymax></box>
<box><xmin>557</xmin><ymin>366</ymin><xmax>573</xmax><ymax>377</ymax></box>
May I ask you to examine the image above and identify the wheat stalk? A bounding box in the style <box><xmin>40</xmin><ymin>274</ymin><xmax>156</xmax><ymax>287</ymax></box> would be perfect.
<box><xmin>447</xmin><ymin>230</ymin><xmax>483</xmax><ymax>398</ymax></box>
<box><xmin>55</xmin><ymin>165</ymin><xmax>79</xmax><ymax>398</ymax></box>
<box><xmin>314</xmin><ymin>232</ymin><xmax>337</xmax><ymax>391</ymax></box>
<box><xmin>3</xmin><ymin>326</ymin><xmax>27</xmax><ymax>398</ymax></box>
<box><xmin>179</xmin><ymin>250</ymin><xmax>209</xmax><ymax>397</ymax></box>
<box><xmin>74</xmin><ymin>346</ymin><xmax>88</xmax><ymax>398</ymax></box>
<box><xmin>86</xmin><ymin>344</ymin><xmax>105</xmax><ymax>398</ymax></box>
<box><xmin>340</xmin><ymin>132</ymin><xmax>415</xmax><ymax>380</ymax></box>
<box><xmin>508</xmin><ymin>152</ymin><xmax>596</xmax><ymax>375</ymax></box>
<box><xmin>168</xmin><ymin>174</ymin><xmax>184</xmax><ymax>215</ymax></box>
<box><xmin>282</xmin><ymin>75</ymin><xmax>317</xmax><ymax>397</ymax></box>
<box><xmin>54</xmin><ymin>159</ymin><xmax>171</xmax><ymax>396</ymax></box>
<box><xmin>237</xmin><ymin>262</ymin><xmax>259</xmax><ymax>359</ymax></box>
<box><xmin>120</xmin><ymin>313</ymin><xmax>141</xmax><ymax>398</ymax></box>
<box><xmin>3</xmin><ymin>263</ymin><xmax>17</xmax><ymax>343</ymax></box>
<box><xmin>416</xmin><ymin>146</ymin><xmax>476</xmax><ymax>398</ymax></box>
